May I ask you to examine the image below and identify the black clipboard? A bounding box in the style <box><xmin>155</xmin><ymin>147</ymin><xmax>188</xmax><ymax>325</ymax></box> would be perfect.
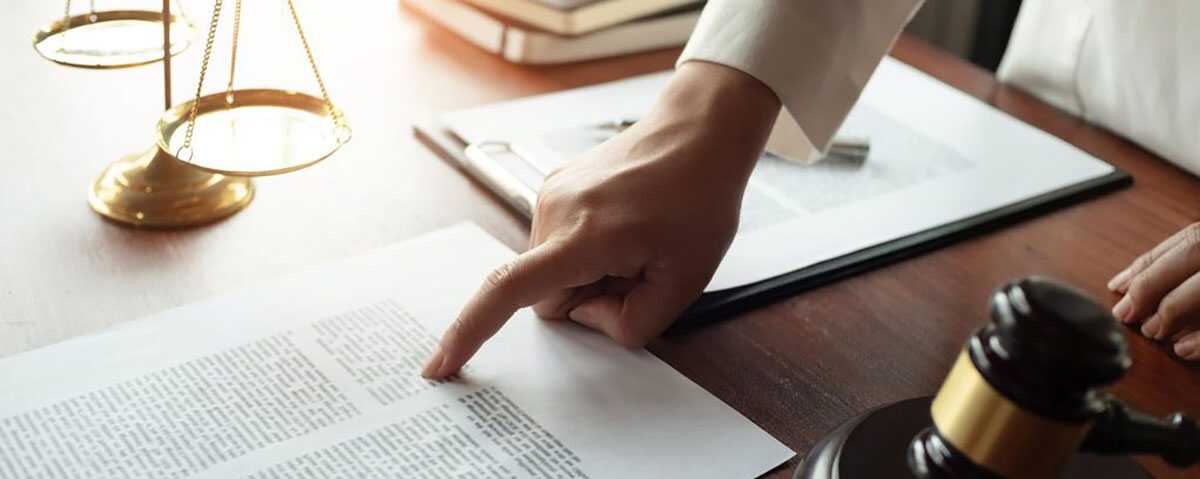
<box><xmin>413</xmin><ymin>119</ymin><xmax>1133</xmax><ymax>331</ymax></box>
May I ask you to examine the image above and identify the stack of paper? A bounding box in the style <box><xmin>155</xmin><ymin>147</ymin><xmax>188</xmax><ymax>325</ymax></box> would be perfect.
<box><xmin>0</xmin><ymin>224</ymin><xmax>792</xmax><ymax>478</ymax></box>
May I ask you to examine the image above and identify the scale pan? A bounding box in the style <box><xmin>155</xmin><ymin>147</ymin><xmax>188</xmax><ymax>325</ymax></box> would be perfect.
<box><xmin>33</xmin><ymin>10</ymin><xmax>193</xmax><ymax>69</ymax></box>
<box><xmin>157</xmin><ymin>89</ymin><xmax>350</xmax><ymax>177</ymax></box>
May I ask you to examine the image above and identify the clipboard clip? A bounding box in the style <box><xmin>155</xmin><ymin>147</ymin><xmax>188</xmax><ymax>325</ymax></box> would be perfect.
<box><xmin>464</xmin><ymin>140</ymin><xmax>542</xmax><ymax>218</ymax></box>
<box><xmin>459</xmin><ymin>121</ymin><xmax>872</xmax><ymax>218</ymax></box>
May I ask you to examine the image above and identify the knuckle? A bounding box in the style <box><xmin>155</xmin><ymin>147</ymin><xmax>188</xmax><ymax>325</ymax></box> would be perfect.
<box><xmin>533</xmin><ymin>194</ymin><xmax>551</xmax><ymax>218</ymax></box>
<box><xmin>1125</xmin><ymin>277</ymin><xmax>1150</xmax><ymax>301</ymax></box>
<box><xmin>1156</xmin><ymin>297</ymin><xmax>1187</xmax><ymax>327</ymax></box>
<box><xmin>534</xmin><ymin>188</ymin><xmax>563</xmax><ymax>218</ymax></box>
<box><xmin>443</xmin><ymin>316</ymin><xmax>469</xmax><ymax>345</ymax></box>
<box><xmin>1131</xmin><ymin>254</ymin><xmax>1154</xmax><ymax>272</ymax></box>
<box><xmin>574</xmin><ymin>187</ymin><xmax>606</xmax><ymax>209</ymax></box>
<box><xmin>483</xmin><ymin>261</ymin><xmax>518</xmax><ymax>293</ymax></box>
<box><xmin>1186</xmin><ymin>222</ymin><xmax>1200</xmax><ymax>239</ymax></box>
<box><xmin>571</xmin><ymin>211</ymin><xmax>606</xmax><ymax>238</ymax></box>
<box><xmin>1157</xmin><ymin>303</ymin><xmax>1179</xmax><ymax>326</ymax></box>
<box><xmin>1183</xmin><ymin>224</ymin><xmax>1200</xmax><ymax>250</ymax></box>
<box><xmin>535</xmin><ymin>185</ymin><xmax>599</xmax><ymax>221</ymax></box>
<box><xmin>1189</xmin><ymin>247</ymin><xmax>1200</xmax><ymax>264</ymax></box>
<box><xmin>564</xmin><ymin>173</ymin><xmax>607</xmax><ymax>207</ymax></box>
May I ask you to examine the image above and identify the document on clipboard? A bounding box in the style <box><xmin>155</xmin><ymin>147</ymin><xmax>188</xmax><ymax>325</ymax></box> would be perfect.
<box><xmin>413</xmin><ymin>57</ymin><xmax>1130</xmax><ymax>326</ymax></box>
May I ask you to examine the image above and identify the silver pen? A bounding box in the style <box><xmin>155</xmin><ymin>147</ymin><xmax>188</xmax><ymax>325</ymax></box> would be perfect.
<box><xmin>598</xmin><ymin>118</ymin><xmax>870</xmax><ymax>163</ymax></box>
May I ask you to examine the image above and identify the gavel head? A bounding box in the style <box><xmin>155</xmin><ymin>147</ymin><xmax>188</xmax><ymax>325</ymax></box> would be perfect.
<box><xmin>908</xmin><ymin>276</ymin><xmax>1131</xmax><ymax>479</ymax></box>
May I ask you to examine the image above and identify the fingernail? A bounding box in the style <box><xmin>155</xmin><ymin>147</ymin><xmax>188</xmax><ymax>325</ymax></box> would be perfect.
<box><xmin>421</xmin><ymin>345</ymin><xmax>446</xmax><ymax>379</ymax></box>
<box><xmin>1140</xmin><ymin>315</ymin><xmax>1161</xmax><ymax>339</ymax></box>
<box><xmin>1112</xmin><ymin>295</ymin><xmax>1133</xmax><ymax>323</ymax></box>
<box><xmin>1107</xmin><ymin>269</ymin><xmax>1131</xmax><ymax>292</ymax></box>
<box><xmin>1174</xmin><ymin>337</ymin><xmax>1200</xmax><ymax>360</ymax></box>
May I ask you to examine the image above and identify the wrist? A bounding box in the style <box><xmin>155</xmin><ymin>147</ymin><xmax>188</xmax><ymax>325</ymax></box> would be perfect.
<box><xmin>638</xmin><ymin>61</ymin><xmax>781</xmax><ymax>175</ymax></box>
<box><xmin>658</xmin><ymin>61</ymin><xmax>780</xmax><ymax>116</ymax></box>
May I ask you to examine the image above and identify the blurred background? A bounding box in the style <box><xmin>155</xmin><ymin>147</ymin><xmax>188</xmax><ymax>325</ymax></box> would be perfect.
<box><xmin>906</xmin><ymin>0</ymin><xmax>1023</xmax><ymax>71</ymax></box>
<box><xmin>390</xmin><ymin>0</ymin><xmax>1027</xmax><ymax>71</ymax></box>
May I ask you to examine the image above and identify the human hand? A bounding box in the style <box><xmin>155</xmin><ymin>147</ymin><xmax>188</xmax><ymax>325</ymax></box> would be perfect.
<box><xmin>1107</xmin><ymin>223</ymin><xmax>1200</xmax><ymax>360</ymax></box>
<box><xmin>422</xmin><ymin>62</ymin><xmax>781</xmax><ymax>379</ymax></box>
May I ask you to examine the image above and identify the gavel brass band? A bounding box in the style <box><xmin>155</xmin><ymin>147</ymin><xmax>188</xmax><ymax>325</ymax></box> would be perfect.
<box><xmin>931</xmin><ymin>351</ymin><xmax>1091</xmax><ymax>479</ymax></box>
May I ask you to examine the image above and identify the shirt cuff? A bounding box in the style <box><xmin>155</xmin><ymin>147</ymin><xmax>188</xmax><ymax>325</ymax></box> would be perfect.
<box><xmin>677</xmin><ymin>0</ymin><xmax>923</xmax><ymax>152</ymax></box>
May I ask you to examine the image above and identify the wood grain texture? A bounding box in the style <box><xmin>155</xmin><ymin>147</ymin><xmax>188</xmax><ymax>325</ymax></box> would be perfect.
<box><xmin>2</xmin><ymin>2</ymin><xmax>1197</xmax><ymax>477</ymax></box>
<box><xmin>649</xmin><ymin>36</ymin><xmax>1200</xmax><ymax>479</ymax></box>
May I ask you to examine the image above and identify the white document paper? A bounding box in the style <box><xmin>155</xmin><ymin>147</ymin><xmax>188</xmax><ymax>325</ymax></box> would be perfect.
<box><xmin>0</xmin><ymin>224</ymin><xmax>793</xmax><ymax>478</ymax></box>
<box><xmin>441</xmin><ymin>57</ymin><xmax>1115</xmax><ymax>292</ymax></box>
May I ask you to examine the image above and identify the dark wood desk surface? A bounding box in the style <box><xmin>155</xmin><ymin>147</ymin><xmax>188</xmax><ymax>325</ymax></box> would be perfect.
<box><xmin>2</xmin><ymin>2</ymin><xmax>1197</xmax><ymax>477</ymax></box>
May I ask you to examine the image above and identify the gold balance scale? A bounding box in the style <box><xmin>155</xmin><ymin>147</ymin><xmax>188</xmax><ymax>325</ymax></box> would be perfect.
<box><xmin>33</xmin><ymin>0</ymin><xmax>350</xmax><ymax>227</ymax></box>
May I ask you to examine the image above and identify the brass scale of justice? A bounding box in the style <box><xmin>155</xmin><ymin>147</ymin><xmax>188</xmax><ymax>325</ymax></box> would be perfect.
<box><xmin>33</xmin><ymin>0</ymin><xmax>350</xmax><ymax>227</ymax></box>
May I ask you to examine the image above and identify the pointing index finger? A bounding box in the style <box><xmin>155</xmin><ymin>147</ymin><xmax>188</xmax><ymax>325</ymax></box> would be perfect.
<box><xmin>422</xmin><ymin>239</ymin><xmax>600</xmax><ymax>379</ymax></box>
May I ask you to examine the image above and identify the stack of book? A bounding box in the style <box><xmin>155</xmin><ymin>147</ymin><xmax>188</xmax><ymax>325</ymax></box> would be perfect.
<box><xmin>402</xmin><ymin>0</ymin><xmax>704</xmax><ymax>64</ymax></box>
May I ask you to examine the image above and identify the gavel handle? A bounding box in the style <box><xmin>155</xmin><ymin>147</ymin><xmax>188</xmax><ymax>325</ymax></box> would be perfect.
<box><xmin>1081</xmin><ymin>396</ymin><xmax>1200</xmax><ymax>468</ymax></box>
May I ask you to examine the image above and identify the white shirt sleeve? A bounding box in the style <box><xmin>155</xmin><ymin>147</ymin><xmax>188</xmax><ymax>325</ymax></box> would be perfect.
<box><xmin>999</xmin><ymin>0</ymin><xmax>1200</xmax><ymax>175</ymax></box>
<box><xmin>678</xmin><ymin>0</ymin><xmax>923</xmax><ymax>154</ymax></box>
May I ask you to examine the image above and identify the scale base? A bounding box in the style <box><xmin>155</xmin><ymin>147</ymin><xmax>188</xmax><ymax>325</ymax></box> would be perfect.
<box><xmin>795</xmin><ymin>397</ymin><xmax>1150</xmax><ymax>479</ymax></box>
<box><xmin>89</xmin><ymin>147</ymin><xmax>254</xmax><ymax>228</ymax></box>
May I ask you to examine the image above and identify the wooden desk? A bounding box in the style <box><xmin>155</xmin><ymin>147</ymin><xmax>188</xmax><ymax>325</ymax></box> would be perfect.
<box><xmin>1</xmin><ymin>2</ymin><xmax>1197</xmax><ymax>477</ymax></box>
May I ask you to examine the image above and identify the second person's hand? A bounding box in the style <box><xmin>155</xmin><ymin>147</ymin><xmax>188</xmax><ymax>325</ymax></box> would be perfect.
<box><xmin>422</xmin><ymin>61</ymin><xmax>781</xmax><ymax>379</ymax></box>
<box><xmin>1108</xmin><ymin>223</ymin><xmax>1200</xmax><ymax>360</ymax></box>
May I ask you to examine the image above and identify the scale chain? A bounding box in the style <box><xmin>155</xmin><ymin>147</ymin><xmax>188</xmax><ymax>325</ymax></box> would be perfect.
<box><xmin>177</xmin><ymin>0</ymin><xmax>226</xmax><ymax>161</ymax></box>
<box><xmin>226</xmin><ymin>0</ymin><xmax>241</xmax><ymax>105</ymax></box>
<box><xmin>285</xmin><ymin>0</ymin><xmax>349</xmax><ymax>138</ymax></box>
<box><xmin>178</xmin><ymin>0</ymin><xmax>348</xmax><ymax>162</ymax></box>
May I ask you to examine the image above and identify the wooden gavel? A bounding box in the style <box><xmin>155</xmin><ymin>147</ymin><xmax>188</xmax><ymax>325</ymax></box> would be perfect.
<box><xmin>798</xmin><ymin>277</ymin><xmax>1200</xmax><ymax>479</ymax></box>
